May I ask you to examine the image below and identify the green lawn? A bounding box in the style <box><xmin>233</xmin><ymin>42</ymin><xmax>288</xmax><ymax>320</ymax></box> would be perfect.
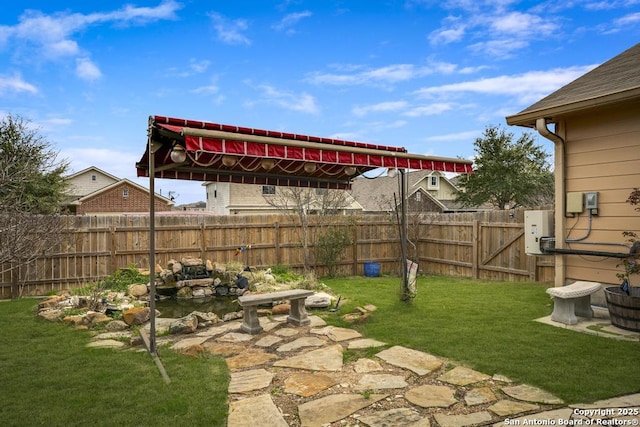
<box><xmin>0</xmin><ymin>299</ymin><xmax>229</xmax><ymax>427</ymax></box>
<box><xmin>1</xmin><ymin>276</ymin><xmax>639</xmax><ymax>426</ymax></box>
<box><xmin>320</xmin><ymin>275</ymin><xmax>640</xmax><ymax>404</ymax></box>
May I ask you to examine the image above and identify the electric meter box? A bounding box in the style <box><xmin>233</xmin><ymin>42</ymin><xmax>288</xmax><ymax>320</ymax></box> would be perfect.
<box><xmin>524</xmin><ymin>210</ymin><xmax>554</xmax><ymax>255</ymax></box>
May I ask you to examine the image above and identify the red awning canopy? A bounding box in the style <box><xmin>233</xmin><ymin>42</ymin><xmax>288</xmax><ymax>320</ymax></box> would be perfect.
<box><xmin>136</xmin><ymin>115</ymin><xmax>473</xmax><ymax>189</ymax></box>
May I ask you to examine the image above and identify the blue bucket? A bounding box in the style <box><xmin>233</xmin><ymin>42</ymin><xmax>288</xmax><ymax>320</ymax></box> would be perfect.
<box><xmin>364</xmin><ymin>262</ymin><xmax>380</xmax><ymax>277</ymax></box>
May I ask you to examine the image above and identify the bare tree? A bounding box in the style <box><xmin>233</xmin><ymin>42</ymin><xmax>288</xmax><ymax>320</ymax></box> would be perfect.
<box><xmin>0</xmin><ymin>115</ymin><xmax>69</xmax><ymax>297</ymax></box>
<box><xmin>264</xmin><ymin>187</ymin><xmax>353</xmax><ymax>272</ymax></box>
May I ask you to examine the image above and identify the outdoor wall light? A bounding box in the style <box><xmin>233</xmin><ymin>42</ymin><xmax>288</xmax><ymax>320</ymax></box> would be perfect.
<box><xmin>261</xmin><ymin>158</ymin><xmax>276</xmax><ymax>170</ymax></box>
<box><xmin>170</xmin><ymin>145</ymin><xmax>187</xmax><ymax>163</ymax></box>
<box><xmin>222</xmin><ymin>155</ymin><xmax>238</xmax><ymax>167</ymax></box>
<box><xmin>303</xmin><ymin>162</ymin><xmax>317</xmax><ymax>173</ymax></box>
<box><xmin>344</xmin><ymin>166</ymin><xmax>357</xmax><ymax>176</ymax></box>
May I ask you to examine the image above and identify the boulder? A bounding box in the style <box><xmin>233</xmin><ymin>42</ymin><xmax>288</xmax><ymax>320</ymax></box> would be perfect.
<box><xmin>206</xmin><ymin>259</ymin><xmax>214</xmax><ymax>271</ymax></box>
<box><xmin>169</xmin><ymin>314</ymin><xmax>198</xmax><ymax>334</ymax></box>
<box><xmin>123</xmin><ymin>307</ymin><xmax>151</xmax><ymax>326</ymax></box>
<box><xmin>192</xmin><ymin>287</ymin><xmax>206</xmax><ymax>298</ymax></box>
<box><xmin>192</xmin><ymin>311</ymin><xmax>219</xmax><ymax>323</ymax></box>
<box><xmin>128</xmin><ymin>284</ymin><xmax>148</xmax><ymax>298</ymax></box>
<box><xmin>171</xmin><ymin>261</ymin><xmax>183</xmax><ymax>275</ymax></box>
<box><xmin>39</xmin><ymin>309</ymin><xmax>64</xmax><ymax>322</ymax></box>
<box><xmin>272</xmin><ymin>303</ymin><xmax>291</xmax><ymax>315</ymax></box>
<box><xmin>223</xmin><ymin>311</ymin><xmax>243</xmax><ymax>321</ymax></box>
<box><xmin>305</xmin><ymin>292</ymin><xmax>333</xmax><ymax>308</ymax></box>
<box><xmin>105</xmin><ymin>320</ymin><xmax>129</xmax><ymax>331</ymax></box>
<box><xmin>38</xmin><ymin>295</ymin><xmax>67</xmax><ymax>310</ymax></box>
<box><xmin>176</xmin><ymin>287</ymin><xmax>193</xmax><ymax>299</ymax></box>
<box><xmin>181</xmin><ymin>257</ymin><xmax>203</xmax><ymax>266</ymax></box>
<box><xmin>85</xmin><ymin>312</ymin><xmax>112</xmax><ymax>326</ymax></box>
<box><xmin>63</xmin><ymin>314</ymin><xmax>87</xmax><ymax>326</ymax></box>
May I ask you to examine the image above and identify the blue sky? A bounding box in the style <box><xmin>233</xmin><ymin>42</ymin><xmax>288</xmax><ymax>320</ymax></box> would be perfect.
<box><xmin>1</xmin><ymin>1</ymin><xmax>639</xmax><ymax>204</ymax></box>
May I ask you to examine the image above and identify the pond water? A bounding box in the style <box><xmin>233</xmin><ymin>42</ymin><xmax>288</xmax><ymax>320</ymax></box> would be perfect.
<box><xmin>154</xmin><ymin>296</ymin><xmax>241</xmax><ymax>319</ymax></box>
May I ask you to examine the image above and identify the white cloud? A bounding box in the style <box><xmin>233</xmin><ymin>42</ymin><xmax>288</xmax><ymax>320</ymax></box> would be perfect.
<box><xmin>414</xmin><ymin>65</ymin><xmax>597</xmax><ymax>103</ymax></box>
<box><xmin>429</xmin><ymin>25</ymin><xmax>466</xmax><ymax>44</ymax></box>
<box><xmin>615</xmin><ymin>11</ymin><xmax>640</xmax><ymax>25</ymax></box>
<box><xmin>403</xmin><ymin>103</ymin><xmax>456</xmax><ymax>117</ymax></box>
<box><xmin>272</xmin><ymin>11</ymin><xmax>312</xmax><ymax>34</ymax></box>
<box><xmin>76</xmin><ymin>57</ymin><xmax>102</xmax><ymax>81</ymax></box>
<box><xmin>0</xmin><ymin>1</ymin><xmax>181</xmax><ymax>76</ymax></box>
<box><xmin>352</xmin><ymin>101</ymin><xmax>409</xmax><ymax>117</ymax></box>
<box><xmin>468</xmin><ymin>38</ymin><xmax>528</xmax><ymax>59</ymax></box>
<box><xmin>0</xmin><ymin>73</ymin><xmax>38</xmax><ymax>95</ymax></box>
<box><xmin>191</xmin><ymin>85</ymin><xmax>219</xmax><ymax>95</ymax></box>
<box><xmin>209</xmin><ymin>12</ymin><xmax>251</xmax><ymax>45</ymax></box>
<box><xmin>424</xmin><ymin>130</ymin><xmax>480</xmax><ymax>142</ymax></box>
<box><xmin>307</xmin><ymin>64</ymin><xmax>438</xmax><ymax>87</ymax></box>
<box><xmin>247</xmin><ymin>84</ymin><xmax>320</xmax><ymax>114</ymax></box>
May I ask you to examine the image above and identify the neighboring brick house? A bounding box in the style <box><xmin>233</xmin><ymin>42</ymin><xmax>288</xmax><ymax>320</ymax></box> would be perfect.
<box><xmin>350</xmin><ymin>170</ymin><xmax>486</xmax><ymax>213</ymax></box>
<box><xmin>204</xmin><ymin>182</ymin><xmax>362</xmax><ymax>215</ymax></box>
<box><xmin>63</xmin><ymin>166</ymin><xmax>174</xmax><ymax>214</ymax></box>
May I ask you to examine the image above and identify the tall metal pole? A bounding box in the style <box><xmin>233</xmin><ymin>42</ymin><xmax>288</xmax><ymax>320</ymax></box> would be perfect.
<box><xmin>400</xmin><ymin>169</ymin><xmax>408</xmax><ymax>297</ymax></box>
<box><xmin>147</xmin><ymin>135</ymin><xmax>157</xmax><ymax>355</ymax></box>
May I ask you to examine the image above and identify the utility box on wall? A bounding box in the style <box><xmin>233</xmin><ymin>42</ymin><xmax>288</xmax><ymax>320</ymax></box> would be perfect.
<box><xmin>524</xmin><ymin>210</ymin><xmax>554</xmax><ymax>255</ymax></box>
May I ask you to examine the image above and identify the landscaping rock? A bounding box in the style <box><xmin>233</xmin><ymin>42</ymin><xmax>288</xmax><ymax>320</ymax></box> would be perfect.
<box><xmin>85</xmin><ymin>312</ymin><xmax>112</xmax><ymax>326</ymax></box>
<box><xmin>271</xmin><ymin>303</ymin><xmax>290</xmax><ymax>315</ymax></box>
<box><xmin>104</xmin><ymin>320</ymin><xmax>130</xmax><ymax>331</ymax></box>
<box><xmin>176</xmin><ymin>287</ymin><xmax>193</xmax><ymax>298</ymax></box>
<box><xmin>127</xmin><ymin>284</ymin><xmax>148</xmax><ymax>297</ymax></box>
<box><xmin>123</xmin><ymin>307</ymin><xmax>150</xmax><ymax>326</ymax></box>
<box><xmin>169</xmin><ymin>313</ymin><xmax>198</xmax><ymax>334</ymax></box>
<box><xmin>305</xmin><ymin>292</ymin><xmax>333</xmax><ymax>308</ymax></box>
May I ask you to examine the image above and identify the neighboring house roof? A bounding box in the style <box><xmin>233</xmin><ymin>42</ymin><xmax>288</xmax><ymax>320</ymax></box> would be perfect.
<box><xmin>64</xmin><ymin>166</ymin><xmax>120</xmax><ymax>183</ymax></box>
<box><xmin>351</xmin><ymin>170</ymin><xmax>462</xmax><ymax>212</ymax></box>
<box><xmin>68</xmin><ymin>179</ymin><xmax>174</xmax><ymax>206</ymax></box>
<box><xmin>507</xmin><ymin>42</ymin><xmax>640</xmax><ymax>127</ymax></box>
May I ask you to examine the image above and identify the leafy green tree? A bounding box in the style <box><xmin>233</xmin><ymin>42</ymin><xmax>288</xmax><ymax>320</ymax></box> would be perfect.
<box><xmin>455</xmin><ymin>125</ymin><xmax>554</xmax><ymax>210</ymax></box>
<box><xmin>0</xmin><ymin>114</ymin><xmax>69</xmax><ymax>297</ymax></box>
<box><xmin>0</xmin><ymin>115</ymin><xmax>69</xmax><ymax>214</ymax></box>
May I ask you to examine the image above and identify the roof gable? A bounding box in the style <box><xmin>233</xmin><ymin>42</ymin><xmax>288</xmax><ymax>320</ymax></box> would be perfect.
<box><xmin>72</xmin><ymin>179</ymin><xmax>174</xmax><ymax>205</ymax></box>
<box><xmin>65</xmin><ymin>166</ymin><xmax>120</xmax><ymax>182</ymax></box>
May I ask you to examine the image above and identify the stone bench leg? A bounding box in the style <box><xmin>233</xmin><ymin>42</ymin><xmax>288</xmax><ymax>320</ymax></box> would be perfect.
<box><xmin>241</xmin><ymin>306</ymin><xmax>263</xmax><ymax>334</ymax></box>
<box><xmin>574</xmin><ymin>295</ymin><xmax>594</xmax><ymax>319</ymax></box>
<box><xmin>287</xmin><ymin>298</ymin><xmax>311</xmax><ymax>327</ymax></box>
<box><xmin>550</xmin><ymin>298</ymin><xmax>578</xmax><ymax>325</ymax></box>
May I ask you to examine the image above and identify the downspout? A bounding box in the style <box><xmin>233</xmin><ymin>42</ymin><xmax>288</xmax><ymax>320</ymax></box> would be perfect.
<box><xmin>535</xmin><ymin>118</ymin><xmax>566</xmax><ymax>287</ymax></box>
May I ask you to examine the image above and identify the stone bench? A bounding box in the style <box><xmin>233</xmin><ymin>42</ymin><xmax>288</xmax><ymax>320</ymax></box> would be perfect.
<box><xmin>238</xmin><ymin>289</ymin><xmax>315</xmax><ymax>334</ymax></box>
<box><xmin>546</xmin><ymin>281</ymin><xmax>602</xmax><ymax>325</ymax></box>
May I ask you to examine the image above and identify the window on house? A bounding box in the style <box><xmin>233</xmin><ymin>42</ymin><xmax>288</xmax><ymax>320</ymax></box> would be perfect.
<box><xmin>122</xmin><ymin>188</ymin><xmax>129</xmax><ymax>198</ymax></box>
<box><xmin>416</xmin><ymin>192</ymin><xmax>422</xmax><ymax>202</ymax></box>
<box><xmin>91</xmin><ymin>175</ymin><xmax>97</xmax><ymax>181</ymax></box>
<box><xmin>428</xmin><ymin>176</ymin><xmax>439</xmax><ymax>189</ymax></box>
<box><xmin>262</xmin><ymin>185</ymin><xmax>276</xmax><ymax>195</ymax></box>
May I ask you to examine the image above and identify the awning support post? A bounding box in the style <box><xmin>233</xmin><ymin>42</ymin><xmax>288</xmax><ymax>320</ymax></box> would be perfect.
<box><xmin>148</xmin><ymin>136</ymin><xmax>157</xmax><ymax>355</ymax></box>
<box><xmin>400</xmin><ymin>169</ymin><xmax>409</xmax><ymax>299</ymax></box>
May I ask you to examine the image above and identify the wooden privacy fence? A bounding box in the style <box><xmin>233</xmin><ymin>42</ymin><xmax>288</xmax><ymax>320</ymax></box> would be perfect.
<box><xmin>0</xmin><ymin>209</ymin><xmax>554</xmax><ymax>298</ymax></box>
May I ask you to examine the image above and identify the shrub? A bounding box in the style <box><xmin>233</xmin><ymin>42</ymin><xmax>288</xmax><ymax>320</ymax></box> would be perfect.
<box><xmin>315</xmin><ymin>226</ymin><xmax>353</xmax><ymax>277</ymax></box>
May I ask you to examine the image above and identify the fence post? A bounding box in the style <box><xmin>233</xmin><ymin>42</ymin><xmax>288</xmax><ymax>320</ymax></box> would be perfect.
<box><xmin>528</xmin><ymin>254</ymin><xmax>538</xmax><ymax>281</ymax></box>
<box><xmin>352</xmin><ymin>223</ymin><xmax>358</xmax><ymax>276</ymax></box>
<box><xmin>472</xmin><ymin>220</ymin><xmax>479</xmax><ymax>279</ymax></box>
<box><xmin>199</xmin><ymin>222</ymin><xmax>206</xmax><ymax>261</ymax></box>
<box><xmin>110</xmin><ymin>226</ymin><xmax>117</xmax><ymax>273</ymax></box>
<box><xmin>274</xmin><ymin>222</ymin><xmax>280</xmax><ymax>265</ymax></box>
